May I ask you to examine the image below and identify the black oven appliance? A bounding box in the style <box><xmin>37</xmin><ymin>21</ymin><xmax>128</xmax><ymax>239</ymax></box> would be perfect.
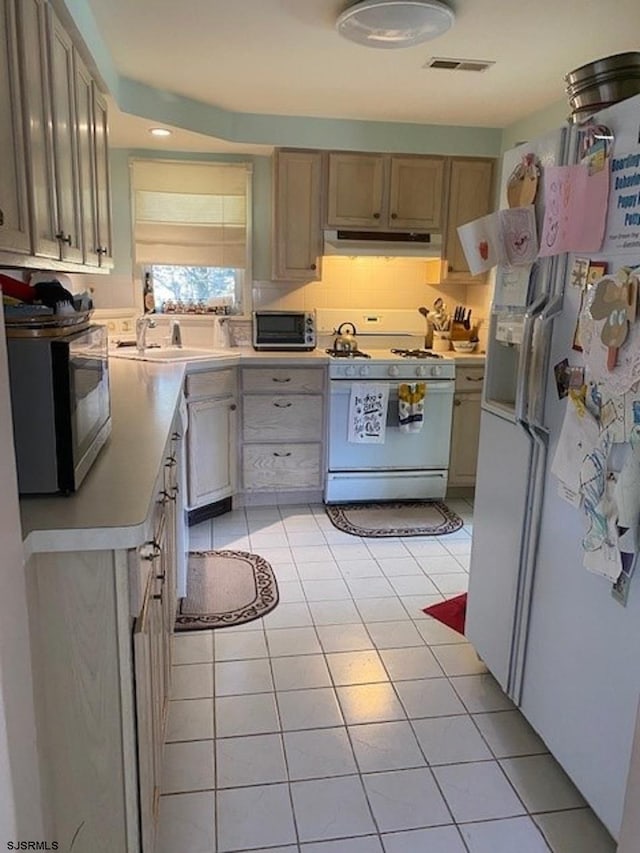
<box><xmin>252</xmin><ymin>310</ymin><xmax>316</xmax><ymax>351</ymax></box>
<box><xmin>7</xmin><ymin>324</ymin><xmax>111</xmax><ymax>494</ymax></box>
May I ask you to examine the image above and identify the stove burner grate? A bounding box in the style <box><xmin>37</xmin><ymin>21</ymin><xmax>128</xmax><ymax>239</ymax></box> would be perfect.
<box><xmin>390</xmin><ymin>348</ymin><xmax>443</xmax><ymax>360</ymax></box>
<box><xmin>325</xmin><ymin>348</ymin><xmax>371</xmax><ymax>359</ymax></box>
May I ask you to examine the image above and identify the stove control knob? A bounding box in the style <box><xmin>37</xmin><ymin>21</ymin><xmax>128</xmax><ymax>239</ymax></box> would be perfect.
<box><xmin>388</xmin><ymin>365</ymin><xmax>400</xmax><ymax>377</ymax></box>
<box><xmin>416</xmin><ymin>365</ymin><xmax>427</xmax><ymax>377</ymax></box>
<box><xmin>359</xmin><ymin>365</ymin><xmax>370</xmax><ymax>377</ymax></box>
<box><xmin>345</xmin><ymin>365</ymin><xmax>356</xmax><ymax>377</ymax></box>
<box><xmin>430</xmin><ymin>365</ymin><xmax>443</xmax><ymax>377</ymax></box>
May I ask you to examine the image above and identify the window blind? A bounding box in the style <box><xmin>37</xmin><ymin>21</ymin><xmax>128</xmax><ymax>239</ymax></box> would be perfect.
<box><xmin>131</xmin><ymin>160</ymin><xmax>251</xmax><ymax>268</ymax></box>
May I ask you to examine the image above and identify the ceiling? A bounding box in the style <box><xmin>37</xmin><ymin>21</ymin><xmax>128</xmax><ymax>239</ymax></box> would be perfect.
<box><xmin>87</xmin><ymin>0</ymin><xmax>640</xmax><ymax>152</ymax></box>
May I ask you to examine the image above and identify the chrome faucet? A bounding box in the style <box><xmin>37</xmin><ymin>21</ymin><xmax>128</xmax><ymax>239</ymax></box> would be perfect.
<box><xmin>170</xmin><ymin>319</ymin><xmax>182</xmax><ymax>348</ymax></box>
<box><xmin>136</xmin><ymin>315</ymin><xmax>156</xmax><ymax>353</ymax></box>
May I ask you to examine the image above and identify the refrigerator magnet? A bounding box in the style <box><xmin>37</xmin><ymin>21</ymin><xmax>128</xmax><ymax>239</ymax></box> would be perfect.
<box><xmin>554</xmin><ymin>358</ymin><xmax>571</xmax><ymax>399</ymax></box>
<box><xmin>590</xmin><ymin>275</ymin><xmax>637</xmax><ymax>371</ymax></box>
<box><xmin>571</xmin><ymin>257</ymin><xmax>590</xmax><ymax>288</ymax></box>
<box><xmin>587</xmin><ymin>261</ymin><xmax>608</xmax><ymax>287</ymax></box>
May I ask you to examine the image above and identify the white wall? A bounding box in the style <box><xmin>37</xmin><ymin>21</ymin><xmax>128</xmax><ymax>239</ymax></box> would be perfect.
<box><xmin>0</xmin><ymin>310</ymin><xmax>44</xmax><ymax>836</ymax></box>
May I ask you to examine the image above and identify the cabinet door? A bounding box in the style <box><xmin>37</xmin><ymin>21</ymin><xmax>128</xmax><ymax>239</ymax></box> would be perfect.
<box><xmin>444</xmin><ymin>158</ymin><xmax>495</xmax><ymax>281</ymax></box>
<box><xmin>93</xmin><ymin>86</ymin><xmax>113</xmax><ymax>267</ymax></box>
<box><xmin>449</xmin><ymin>392</ymin><xmax>482</xmax><ymax>486</ymax></box>
<box><xmin>46</xmin><ymin>5</ymin><xmax>82</xmax><ymax>263</ymax></box>
<box><xmin>73</xmin><ymin>49</ymin><xmax>99</xmax><ymax>267</ymax></box>
<box><xmin>326</xmin><ymin>152</ymin><xmax>385</xmax><ymax>228</ymax></box>
<box><xmin>273</xmin><ymin>150</ymin><xmax>322</xmax><ymax>281</ymax></box>
<box><xmin>187</xmin><ymin>397</ymin><xmax>238</xmax><ymax>508</ymax></box>
<box><xmin>388</xmin><ymin>156</ymin><xmax>445</xmax><ymax>230</ymax></box>
<box><xmin>0</xmin><ymin>0</ymin><xmax>30</xmax><ymax>254</ymax></box>
<box><xmin>16</xmin><ymin>0</ymin><xmax>58</xmax><ymax>259</ymax></box>
<box><xmin>133</xmin><ymin>581</ymin><xmax>158</xmax><ymax>853</ymax></box>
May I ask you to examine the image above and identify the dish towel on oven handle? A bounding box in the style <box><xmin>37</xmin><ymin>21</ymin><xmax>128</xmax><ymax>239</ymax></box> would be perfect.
<box><xmin>398</xmin><ymin>382</ymin><xmax>426</xmax><ymax>433</ymax></box>
<box><xmin>348</xmin><ymin>383</ymin><xmax>390</xmax><ymax>444</ymax></box>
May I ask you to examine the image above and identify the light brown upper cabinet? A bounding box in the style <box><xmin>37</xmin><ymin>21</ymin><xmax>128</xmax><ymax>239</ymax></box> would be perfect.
<box><xmin>46</xmin><ymin>5</ymin><xmax>83</xmax><ymax>264</ymax></box>
<box><xmin>0</xmin><ymin>0</ymin><xmax>30</xmax><ymax>255</ymax></box>
<box><xmin>6</xmin><ymin>0</ymin><xmax>112</xmax><ymax>271</ymax></box>
<box><xmin>272</xmin><ymin>149</ymin><xmax>323</xmax><ymax>281</ymax></box>
<box><xmin>326</xmin><ymin>152</ymin><xmax>445</xmax><ymax>231</ymax></box>
<box><xmin>93</xmin><ymin>87</ymin><xmax>113</xmax><ymax>268</ymax></box>
<box><xmin>443</xmin><ymin>157</ymin><xmax>495</xmax><ymax>283</ymax></box>
<box><xmin>17</xmin><ymin>0</ymin><xmax>59</xmax><ymax>261</ymax></box>
<box><xmin>73</xmin><ymin>52</ymin><xmax>113</xmax><ymax>268</ymax></box>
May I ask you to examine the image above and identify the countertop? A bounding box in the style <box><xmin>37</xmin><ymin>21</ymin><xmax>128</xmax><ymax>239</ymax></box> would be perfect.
<box><xmin>21</xmin><ymin>359</ymin><xmax>186</xmax><ymax>557</ymax></box>
<box><xmin>21</xmin><ymin>346</ymin><xmax>485</xmax><ymax>555</ymax></box>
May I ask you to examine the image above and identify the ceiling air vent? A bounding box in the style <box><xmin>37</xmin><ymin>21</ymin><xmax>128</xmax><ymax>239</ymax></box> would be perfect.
<box><xmin>424</xmin><ymin>57</ymin><xmax>494</xmax><ymax>71</ymax></box>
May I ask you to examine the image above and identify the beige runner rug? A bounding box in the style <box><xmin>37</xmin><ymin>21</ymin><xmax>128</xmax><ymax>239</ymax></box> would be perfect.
<box><xmin>325</xmin><ymin>501</ymin><xmax>463</xmax><ymax>538</ymax></box>
<box><xmin>175</xmin><ymin>549</ymin><xmax>279</xmax><ymax>631</ymax></box>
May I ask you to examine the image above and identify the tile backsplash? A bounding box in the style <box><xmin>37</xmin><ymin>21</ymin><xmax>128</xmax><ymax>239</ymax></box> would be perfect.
<box><xmin>56</xmin><ymin>255</ymin><xmax>492</xmax><ymax>349</ymax></box>
<box><xmin>252</xmin><ymin>257</ymin><xmax>492</xmax><ymax>348</ymax></box>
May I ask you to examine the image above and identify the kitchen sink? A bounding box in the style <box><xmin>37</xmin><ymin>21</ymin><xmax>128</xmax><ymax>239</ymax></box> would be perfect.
<box><xmin>109</xmin><ymin>347</ymin><xmax>230</xmax><ymax>363</ymax></box>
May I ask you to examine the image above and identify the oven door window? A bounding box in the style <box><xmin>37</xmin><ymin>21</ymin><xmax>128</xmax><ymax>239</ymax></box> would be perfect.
<box><xmin>257</xmin><ymin>314</ymin><xmax>305</xmax><ymax>344</ymax></box>
<box><xmin>67</xmin><ymin>327</ymin><xmax>110</xmax><ymax>464</ymax></box>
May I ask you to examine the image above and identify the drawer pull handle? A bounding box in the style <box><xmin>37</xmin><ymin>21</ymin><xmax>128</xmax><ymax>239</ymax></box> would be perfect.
<box><xmin>230</xmin><ymin>403</ymin><xmax>237</xmax><ymax>411</ymax></box>
<box><xmin>272</xmin><ymin>377</ymin><xmax>291</xmax><ymax>383</ymax></box>
<box><xmin>274</xmin><ymin>401</ymin><xmax>292</xmax><ymax>408</ymax></box>
<box><xmin>171</xmin><ymin>431</ymin><xmax>181</xmax><ymax>440</ymax></box>
<box><xmin>273</xmin><ymin>451</ymin><xmax>292</xmax><ymax>457</ymax></box>
<box><xmin>465</xmin><ymin>376</ymin><xmax>484</xmax><ymax>382</ymax></box>
<box><xmin>141</xmin><ymin>540</ymin><xmax>162</xmax><ymax>560</ymax></box>
<box><xmin>454</xmin><ymin>399</ymin><xmax>462</xmax><ymax>407</ymax></box>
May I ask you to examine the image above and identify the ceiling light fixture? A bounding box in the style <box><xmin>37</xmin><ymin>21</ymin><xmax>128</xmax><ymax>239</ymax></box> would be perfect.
<box><xmin>336</xmin><ymin>0</ymin><xmax>455</xmax><ymax>49</ymax></box>
<box><xmin>149</xmin><ymin>127</ymin><xmax>172</xmax><ymax>137</ymax></box>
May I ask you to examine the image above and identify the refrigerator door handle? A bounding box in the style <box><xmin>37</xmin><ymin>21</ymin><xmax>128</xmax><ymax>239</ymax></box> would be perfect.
<box><xmin>527</xmin><ymin>294</ymin><xmax>564</xmax><ymax>431</ymax></box>
<box><xmin>515</xmin><ymin>294</ymin><xmax>547</xmax><ymax>425</ymax></box>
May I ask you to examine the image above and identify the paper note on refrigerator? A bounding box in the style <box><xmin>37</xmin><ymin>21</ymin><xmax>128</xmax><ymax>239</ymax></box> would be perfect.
<box><xmin>551</xmin><ymin>397</ymin><xmax>599</xmax><ymax>505</ymax></box>
<box><xmin>538</xmin><ymin>165</ymin><xmax>608</xmax><ymax>257</ymax></box>
<box><xmin>457</xmin><ymin>206</ymin><xmax>537</xmax><ymax>275</ymax></box>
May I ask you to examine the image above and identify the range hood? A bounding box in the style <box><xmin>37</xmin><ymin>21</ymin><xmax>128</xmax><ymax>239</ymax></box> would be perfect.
<box><xmin>323</xmin><ymin>229</ymin><xmax>442</xmax><ymax>258</ymax></box>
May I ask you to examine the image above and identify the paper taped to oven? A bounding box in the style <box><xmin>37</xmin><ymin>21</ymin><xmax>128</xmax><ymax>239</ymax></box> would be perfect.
<box><xmin>348</xmin><ymin>383</ymin><xmax>389</xmax><ymax>444</ymax></box>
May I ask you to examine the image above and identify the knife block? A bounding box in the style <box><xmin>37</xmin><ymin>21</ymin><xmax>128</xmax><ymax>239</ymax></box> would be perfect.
<box><xmin>449</xmin><ymin>322</ymin><xmax>471</xmax><ymax>342</ymax></box>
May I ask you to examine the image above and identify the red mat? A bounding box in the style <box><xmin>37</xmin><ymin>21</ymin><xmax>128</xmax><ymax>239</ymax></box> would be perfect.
<box><xmin>423</xmin><ymin>593</ymin><xmax>467</xmax><ymax>635</ymax></box>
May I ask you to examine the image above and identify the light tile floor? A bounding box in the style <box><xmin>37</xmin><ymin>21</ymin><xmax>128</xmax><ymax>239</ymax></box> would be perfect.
<box><xmin>157</xmin><ymin>500</ymin><xmax>616</xmax><ymax>853</ymax></box>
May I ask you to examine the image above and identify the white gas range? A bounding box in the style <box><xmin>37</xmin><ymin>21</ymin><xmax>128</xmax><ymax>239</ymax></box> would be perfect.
<box><xmin>324</xmin><ymin>345</ymin><xmax>456</xmax><ymax>504</ymax></box>
<box><xmin>326</xmin><ymin>347</ymin><xmax>456</xmax><ymax>381</ymax></box>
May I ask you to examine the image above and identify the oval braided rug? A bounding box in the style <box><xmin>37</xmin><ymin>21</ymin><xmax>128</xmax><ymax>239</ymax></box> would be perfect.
<box><xmin>325</xmin><ymin>500</ymin><xmax>464</xmax><ymax>538</ymax></box>
<box><xmin>175</xmin><ymin>549</ymin><xmax>279</xmax><ymax>631</ymax></box>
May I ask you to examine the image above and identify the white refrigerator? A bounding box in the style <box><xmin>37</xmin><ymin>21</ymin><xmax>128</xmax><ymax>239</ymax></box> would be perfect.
<box><xmin>466</xmin><ymin>93</ymin><xmax>640</xmax><ymax>839</ymax></box>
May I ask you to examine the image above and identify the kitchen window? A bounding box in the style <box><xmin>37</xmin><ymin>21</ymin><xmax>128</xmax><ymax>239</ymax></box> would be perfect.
<box><xmin>131</xmin><ymin>159</ymin><xmax>252</xmax><ymax>313</ymax></box>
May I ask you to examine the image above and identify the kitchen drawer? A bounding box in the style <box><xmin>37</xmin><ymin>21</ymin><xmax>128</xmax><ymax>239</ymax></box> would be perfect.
<box><xmin>243</xmin><ymin>443</ymin><xmax>322</xmax><ymax>490</ymax></box>
<box><xmin>243</xmin><ymin>394</ymin><xmax>323</xmax><ymax>441</ymax></box>
<box><xmin>242</xmin><ymin>367</ymin><xmax>324</xmax><ymax>394</ymax></box>
<box><xmin>185</xmin><ymin>368</ymin><xmax>236</xmax><ymax>399</ymax></box>
<box><xmin>455</xmin><ymin>365</ymin><xmax>485</xmax><ymax>392</ymax></box>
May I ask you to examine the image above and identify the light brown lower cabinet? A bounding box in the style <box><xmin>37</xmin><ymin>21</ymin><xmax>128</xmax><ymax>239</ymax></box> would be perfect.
<box><xmin>448</xmin><ymin>364</ymin><xmax>485</xmax><ymax>488</ymax></box>
<box><xmin>26</xmin><ymin>426</ymin><xmax>182</xmax><ymax>852</ymax></box>
<box><xmin>240</xmin><ymin>366</ymin><xmax>326</xmax><ymax>496</ymax></box>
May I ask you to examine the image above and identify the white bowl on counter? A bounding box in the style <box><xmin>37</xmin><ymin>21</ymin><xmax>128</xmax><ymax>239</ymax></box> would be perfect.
<box><xmin>451</xmin><ymin>340</ymin><xmax>478</xmax><ymax>353</ymax></box>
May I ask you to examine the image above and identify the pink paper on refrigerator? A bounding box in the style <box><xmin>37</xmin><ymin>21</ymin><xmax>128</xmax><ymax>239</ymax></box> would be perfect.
<box><xmin>539</xmin><ymin>164</ymin><xmax>608</xmax><ymax>257</ymax></box>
